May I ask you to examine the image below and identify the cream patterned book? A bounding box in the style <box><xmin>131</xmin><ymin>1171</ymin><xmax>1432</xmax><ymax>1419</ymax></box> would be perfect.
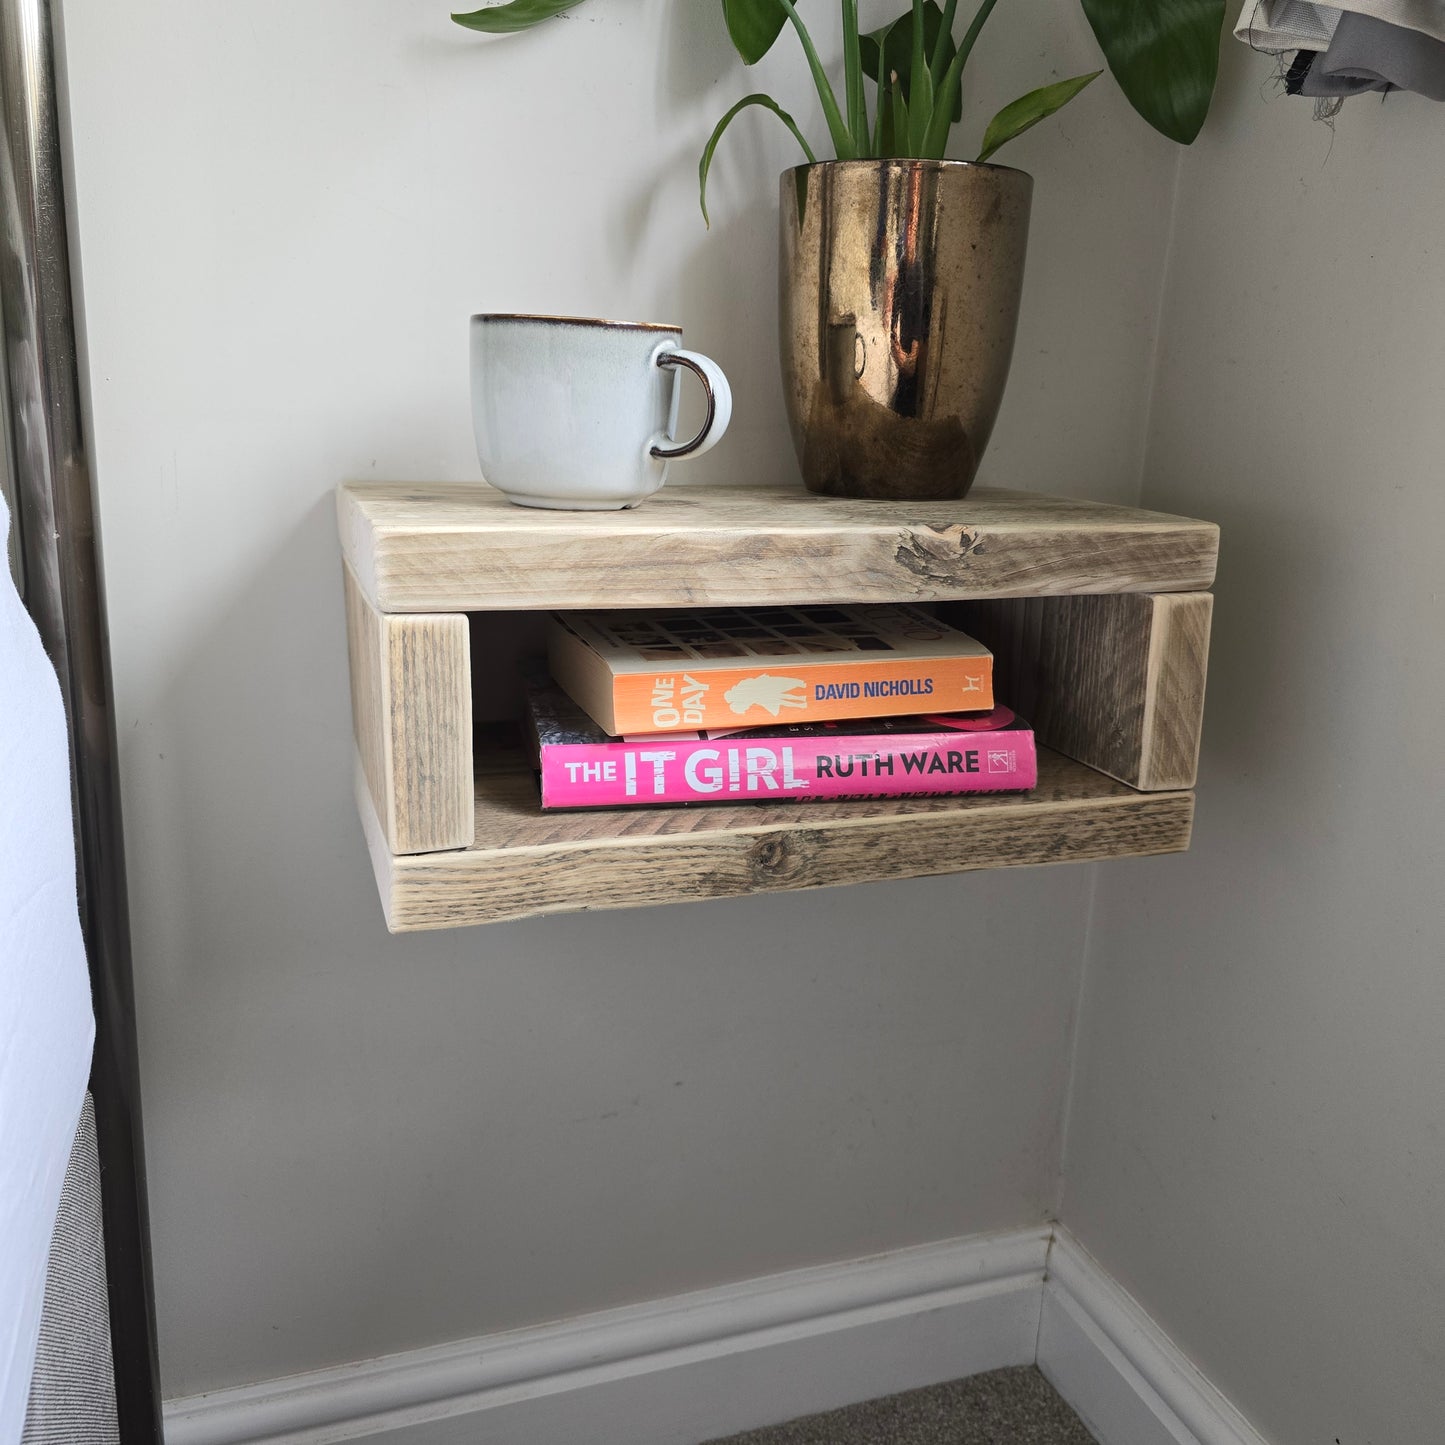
<box><xmin>547</xmin><ymin>604</ymin><xmax>993</xmax><ymax>735</ymax></box>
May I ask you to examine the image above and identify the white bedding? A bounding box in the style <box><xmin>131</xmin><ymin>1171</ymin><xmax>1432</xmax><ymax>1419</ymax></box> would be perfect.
<box><xmin>0</xmin><ymin>492</ymin><xmax>95</xmax><ymax>1445</ymax></box>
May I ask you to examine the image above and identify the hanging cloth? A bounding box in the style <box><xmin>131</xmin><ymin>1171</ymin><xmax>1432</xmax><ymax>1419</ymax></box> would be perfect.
<box><xmin>1300</xmin><ymin>7</ymin><xmax>1445</xmax><ymax>93</ymax></box>
<box><xmin>1236</xmin><ymin>0</ymin><xmax>1342</xmax><ymax>50</ymax></box>
<box><xmin>1236</xmin><ymin>0</ymin><xmax>1445</xmax><ymax>51</ymax></box>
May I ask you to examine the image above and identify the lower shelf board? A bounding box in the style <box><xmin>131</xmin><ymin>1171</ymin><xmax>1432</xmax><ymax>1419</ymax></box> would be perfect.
<box><xmin>357</xmin><ymin>744</ymin><xmax>1194</xmax><ymax>933</ymax></box>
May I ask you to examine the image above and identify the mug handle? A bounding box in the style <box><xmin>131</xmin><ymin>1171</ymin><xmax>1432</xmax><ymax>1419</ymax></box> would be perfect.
<box><xmin>650</xmin><ymin>347</ymin><xmax>733</xmax><ymax>461</ymax></box>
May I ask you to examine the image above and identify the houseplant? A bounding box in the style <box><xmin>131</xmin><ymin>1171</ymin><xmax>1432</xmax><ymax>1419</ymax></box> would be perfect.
<box><xmin>453</xmin><ymin>0</ymin><xmax>1225</xmax><ymax>499</ymax></box>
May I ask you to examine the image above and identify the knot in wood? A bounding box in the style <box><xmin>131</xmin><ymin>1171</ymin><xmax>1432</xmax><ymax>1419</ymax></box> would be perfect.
<box><xmin>894</xmin><ymin>525</ymin><xmax>985</xmax><ymax>582</ymax></box>
<box><xmin>748</xmin><ymin>831</ymin><xmax>805</xmax><ymax>883</ymax></box>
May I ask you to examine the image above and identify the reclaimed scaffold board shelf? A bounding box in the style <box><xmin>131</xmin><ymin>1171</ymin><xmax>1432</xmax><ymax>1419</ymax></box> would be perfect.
<box><xmin>338</xmin><ymin>482</ymin><xmax>1218</xmax><ymax>932</ymax></box>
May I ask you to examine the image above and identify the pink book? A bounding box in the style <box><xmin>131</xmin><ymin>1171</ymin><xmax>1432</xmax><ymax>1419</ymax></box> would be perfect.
<box><xmin>524</xmin><ymin>669</ymin><xmax>1036</xmax><ymax>810</ymax></box>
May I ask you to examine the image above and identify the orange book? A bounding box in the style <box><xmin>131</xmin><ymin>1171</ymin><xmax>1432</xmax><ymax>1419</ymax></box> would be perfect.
<box><xmin>547</xmin><ymin>605</ymin><xmax>993</xmax><ymax>735</ymax></box>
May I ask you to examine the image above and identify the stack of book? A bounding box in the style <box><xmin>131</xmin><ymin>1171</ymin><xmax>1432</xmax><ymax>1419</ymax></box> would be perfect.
<box><xmin>523</xmin><ymin>604</ymin><xmax>1037</xmax><ymax>810</ymax></box>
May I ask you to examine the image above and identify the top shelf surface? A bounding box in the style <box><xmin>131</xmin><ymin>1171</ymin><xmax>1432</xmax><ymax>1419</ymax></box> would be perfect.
<box><xmin>338</xmin><ymin>482</ymin><xmax>1219</xmax><ymax>613</ymax></box>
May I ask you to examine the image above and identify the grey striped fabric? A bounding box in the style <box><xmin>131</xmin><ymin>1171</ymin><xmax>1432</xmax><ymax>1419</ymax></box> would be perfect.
<box><xmin>20</xmin><ymin>1096</ymin><xmax>119</xmax><ymax>1445</ymax></box>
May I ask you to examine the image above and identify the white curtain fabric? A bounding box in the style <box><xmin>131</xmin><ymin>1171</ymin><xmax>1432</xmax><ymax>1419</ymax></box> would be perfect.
<box><xmin>1236</xmin><ymin>0</ymin><xmax>1445</xmax><ymax>50</ymax></box>
<box><xmin>0</xmin><ymin>491</ymin><xmax>96</xmax><ymax>1445</ymax></box>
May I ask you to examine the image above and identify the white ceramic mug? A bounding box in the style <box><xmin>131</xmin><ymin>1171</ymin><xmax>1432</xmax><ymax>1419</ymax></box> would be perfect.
<box><xmin>469</xmin><ymin>314</ymin><xmax>733</xmax><ymax>510</ymax></box>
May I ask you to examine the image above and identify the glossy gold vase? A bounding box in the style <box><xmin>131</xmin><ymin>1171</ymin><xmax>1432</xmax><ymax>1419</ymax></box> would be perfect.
<box><xmin>779</xmin><ymin>159</ymin><xmax>1032</xmax><ymax>501</ymax></box>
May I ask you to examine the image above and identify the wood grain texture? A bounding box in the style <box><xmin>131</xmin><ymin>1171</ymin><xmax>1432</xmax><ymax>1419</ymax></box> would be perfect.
<box><xmin>952</xmin><ymin>593</ymin><xmax>1213</xmax><ymax>792</ymax></box>
<box><xmin>344</xmin><ymin>562</ymin><xmax>474</xmax><ymax>854</ymax></box>
<box><xmin>356</xmin><ymin>740</ymin><xmax>1194</xmax><ymax>932</ymax></box>
<box><xmin>338</xmin><ymin>483</ymin><xmax>1220</xmax><ymax>613</ymax></box>
<box><xmin>1139</xmin><ymin>594</ymin><xmax>1214</xmax><ymax>788</ymax></box>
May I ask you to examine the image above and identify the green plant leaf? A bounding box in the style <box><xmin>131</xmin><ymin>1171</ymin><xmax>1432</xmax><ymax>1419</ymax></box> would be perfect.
<box><xmin>451</xmin><ymin>0</ymin><xmax>586</xmax><ymax>32</ymax></box>
<box><xmin>976</xmin><ymin>69</ymin><xmax>1101</xmax><ymax>162</ymax></box>
<box><xmin>721</xmin><ymin>0</ymin><xmax>788</xmax><ymax>64</ymax></box>
<box><xmin>860</xmin><ymin>2</ymin><xmax>961</xmax><ymax>123</ymax></box>
<box><xmin>1079</xmin><ymin>0</ymin><xmax>1224</xmax><ymax>144</ymax></box>
<box><xmin>700</xmin><ymin>93</ymin><xmax>817</xmax><ymax>227</ymax></box>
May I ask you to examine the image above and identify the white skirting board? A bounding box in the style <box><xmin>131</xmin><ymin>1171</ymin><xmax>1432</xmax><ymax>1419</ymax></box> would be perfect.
<box><xmin>163</xmin><ymin>1225</ymin><xmax>1269</xmax><ymax>1445</ymax></box>
<box><xmin>1037</xmin><ymin>1230</ymin><xmax>1271</xmax><ymax>1445</ymax></box>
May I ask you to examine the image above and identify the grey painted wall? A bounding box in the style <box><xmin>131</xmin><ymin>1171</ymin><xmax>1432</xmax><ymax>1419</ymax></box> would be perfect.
<box><xmin>1062</xmin><ymin>41</ymin><xmax>1445</xmax><ymax>1445</ymax></box>
<box><xmin>58</xmin><ymin>0</ymin><xmax>1178</xmax><ymax>1398</ymax></box>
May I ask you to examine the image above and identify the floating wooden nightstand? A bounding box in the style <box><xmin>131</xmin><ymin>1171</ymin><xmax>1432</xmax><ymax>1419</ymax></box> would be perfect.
<box><xmin>338</xmin><ymin>483</ymin><xmax>1217</xmax><ymax>932</ymax></box>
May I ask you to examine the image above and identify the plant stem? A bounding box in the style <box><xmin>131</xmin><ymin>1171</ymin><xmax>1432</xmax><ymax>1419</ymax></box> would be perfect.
<box><xmin>923</xmin><ymin>0</ymin><xmax>999</xmax><ymax>157</ymax></box>
<box><xmin>842</xmin><ymin>0</ymin><xmax>867</xmax><ymax>154</ymax></box>
<box><xmin>957</xmin><ymin>0</ymin><xmax>1000</xmax><ymax>74</ymax></box>
<box><xmin>909</xmin><ymin>0</ymin><xmax>928</xmax><ymax>153</ymax></box>
<box><xmin>931</xmin><ymin>0</ymin><xmax>960</xmax><ymax>86</ymax></box>
<box><xmin>911</xmin><ymin>0</ymin><xmax>926</xmax><ymax>105</ymax></box>
<box><xmin>774</xmin><ymin>0</ymin><xmax>857</xmax><ymax>159</ymax></box>
<box><xmin>872</xmin><ymin>41</ymin><xmax>889</xmax><ymax>155</ymax></box>
<box><xmin>892</xmin><ymin>77</ymin><xmax>911</xmax><ymax>160</ymax></box>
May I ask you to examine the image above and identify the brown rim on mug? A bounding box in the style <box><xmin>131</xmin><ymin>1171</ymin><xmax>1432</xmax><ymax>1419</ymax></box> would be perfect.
<box><xmin>471</xmin><ymin>313</ymin><xmax>681</xmax><ymax>333</ymax></box>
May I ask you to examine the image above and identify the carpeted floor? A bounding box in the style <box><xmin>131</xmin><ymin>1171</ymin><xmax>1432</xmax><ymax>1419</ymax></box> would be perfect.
<box><xmin>703</xmin><ymin>1366</ymin><xmax>1098</xmax><ymax>1445</ymax></box>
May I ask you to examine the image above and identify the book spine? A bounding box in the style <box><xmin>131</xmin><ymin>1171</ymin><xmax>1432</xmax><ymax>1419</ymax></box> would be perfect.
<box><xmin>609</xmin><ymin>657</ymin><xmax>994</xmax><ymax>733</ymax></box>
<box><xmin>538</xmin><ymin>728</ymin><xmax>1036</xmax><ymax>809</ymax></box>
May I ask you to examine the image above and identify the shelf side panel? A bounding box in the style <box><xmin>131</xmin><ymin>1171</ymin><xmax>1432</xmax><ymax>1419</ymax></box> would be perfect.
<box><xmin>1140</xmin><ymin>592</ymin><xmax>1214</xmax><ymax>790</ymax></box>
<box><xmin>343</xmin><ymin>563</ymin><xmax>474</xmax><ymax>854</ymax></box>
<box><xmin>952</xmin><ymin>593</ymin><xmax>1212</xmax><ymax>792</ymax></box>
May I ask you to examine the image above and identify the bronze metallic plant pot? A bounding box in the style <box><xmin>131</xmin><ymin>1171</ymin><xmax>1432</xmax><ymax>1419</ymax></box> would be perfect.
<box><xmin>779</xmin><ymin>159</ymin><xmax>1033</xmax><ymax>501</ymax></box>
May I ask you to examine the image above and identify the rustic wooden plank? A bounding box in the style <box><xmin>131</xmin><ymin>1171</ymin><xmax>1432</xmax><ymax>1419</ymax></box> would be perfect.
<box><xmin>337</xmin><ymin>482</ymin><xmax>1219</xmax><ymax>613</ymax></box>
<box><xmin>343</xmin><ymin>562</ymin><xmax>474</xmax><ymax>855</ymax></box>
<box><xmin>358</xmin><ymin>742</ymin><xmax>1194</xmax><ymax>932</ymax></box>
<box><xmin>1140</xmin><ymin>593</ymin><xmax>1214</xmax><ymax>789</ymax></box>
<box><xmin>951</xmin><ymin>593</ymin><xmax>1212</xmax><ymax>792</ymax></box>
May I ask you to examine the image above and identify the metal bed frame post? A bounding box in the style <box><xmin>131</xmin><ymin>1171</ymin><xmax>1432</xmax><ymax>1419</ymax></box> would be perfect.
<box><xmin>0</xmin><ymin>1</ymin><xmax>162</xmax><ymax>1439</ymax></box>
